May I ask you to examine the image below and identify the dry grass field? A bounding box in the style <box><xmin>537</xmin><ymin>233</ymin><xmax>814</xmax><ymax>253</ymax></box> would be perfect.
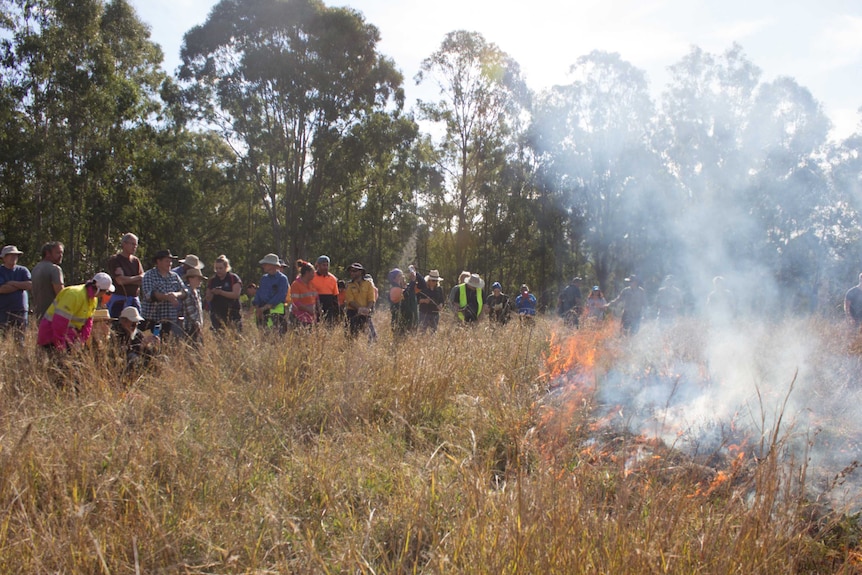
<box><xmin>1</xmin><ymin>313</ymin><xmax>861</xmax><ymax>573</ymax></box>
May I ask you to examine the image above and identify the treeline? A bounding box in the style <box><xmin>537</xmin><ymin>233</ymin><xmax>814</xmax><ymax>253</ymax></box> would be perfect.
<box><xmin>2</xmin><ymin>0</ymin><xmax>861</xmax><ymax>312</ymax></box>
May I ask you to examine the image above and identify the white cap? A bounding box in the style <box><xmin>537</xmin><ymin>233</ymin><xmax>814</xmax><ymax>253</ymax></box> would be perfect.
<box><xmin>119</xmin><ymin>306</ymin><xmax>143</xmax><ymax>322</ymax></box>
<box><xmin>91</xmin><ymin>272</ymin><xmax>115</xmax><ymax>293</ymax></box>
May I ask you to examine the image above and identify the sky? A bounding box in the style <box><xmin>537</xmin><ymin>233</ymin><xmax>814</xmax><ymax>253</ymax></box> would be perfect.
<box><xmin>130</xmin><ymin>0</ymin><xmax>862</xmax><ymax>141</ymax></box>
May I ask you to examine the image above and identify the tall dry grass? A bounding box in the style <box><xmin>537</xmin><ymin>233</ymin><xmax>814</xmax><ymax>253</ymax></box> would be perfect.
<box><xmin>0</xmin><ymin>314</ymin><xmax>858</xmax><ymax>573</ymax></box>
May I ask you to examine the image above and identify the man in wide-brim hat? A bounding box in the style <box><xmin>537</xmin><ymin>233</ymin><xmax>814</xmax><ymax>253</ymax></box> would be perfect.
<box><xmin>418</xmin><ymin>269</ymin><xmax>445</xmax><ymax>333</ymax></box>
<box><xmin>140</xmin><ymin>249</ymin><xmax>187</xmax><ymax>338</ymax></box>
<box><xmin>253</xmin><ymin>253</ymin><xmax>289</xmax><ymax>333</ymax></box>
<box><xmin>451</xmin><ymin>273</ymin><xmax>485</xmax><ymax>324</ymax></box>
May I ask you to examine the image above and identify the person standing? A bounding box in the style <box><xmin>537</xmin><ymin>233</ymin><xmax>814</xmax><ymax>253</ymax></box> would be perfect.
<box><xmin>205</xmin><ymin>254</ymin><xmax>243</xmax><ymax>331</ymax></box>
<box><xmin>655</xmin><ymin>275</ymin><xmax>684</xmax><ymax>323</ymax></box>
<box><xmin>0</xmin><ymin>245</ymin><xmax>32</xmax><ymax>334</ymax></box>
<box><xmin>183</xmin><ymin>267</ymin><xmax>206</xmax><ymax>343</ymax></box>
<box><xmin>172</xmin><ymin>254</ymin><xmax>205</xmax><ymax>281</ymax></box>
<box><xmin>141</xmin><ymin>250</ymin><xmax>188</xmax><ymax>338</ymax></box>
<box><xmin>449</xmin><ymin>271</ymin><xmax>471</xmax><ymax>317</ymax></box>
<box><xmin>451</xmin><ymin>273</ymin><xmax>484</xmax><ymax>324</ymax></box>
<box><xmin>486</xmin><ymin>282</ymin><xmax>511</xmax><ymax>325</ymax></box>
<box><xmin>30</xmin><ymin>241</ymin><xmax>64</xmax><ymax>321</ymax></box>
<box><xmin>344</xmin><ymin>262</ymin><xmax>375</xmax><ymax>336</ymax></box>
<box><xmin>418</xmin><ymin>270</ymin><xmax>445</xmax><ymax>333</ymax></box>
<box><xmin>388</xmin><ymin>266</ymin><xmax>424</xmax><ymax>336</ymax></box>
<box><xmin>37</xmin><ymin>272</ymin><xmax>114</xmax><ymax>351</ymax></box>
<box><xmin>106</xmin><ymin>233</ymin><xmax>144</xmax><ymax>318</ymax></box>
<box><xmin>706</xmin><ymin>275</ymin><xmax>735</xmax><ymax>325</ymax></box>
<box><xmin>558</xmin><ymin>276</ymin><xmax>583</xmax><ymax>328</ymax></box>
<box><xmin>586</xmin><ymin>286</ymin><xmax>607</xmax><ymax>323</ymax></box>
<box><xmin>289</xmin><ymin>260</ymin><xmax>319</xmax><ymax>328</ymax></box>
<box><xmin>607</xmin><ymin>274</ymin><xmax>647</xmax><ymax>335</ymax></box>
<box><xmin>253</xmin><ymin>253</ymin><xmax>289</xmax><ymax>333</ymax></box>
<box><xmin>311</xmin><ymin>255</ymin><xmax>340</xmax><ymax>324</ymax></box>
<box><xmin>845</xmin><ymin>273</ymin><xmax>862</xmax><ymax>331</ymax></box>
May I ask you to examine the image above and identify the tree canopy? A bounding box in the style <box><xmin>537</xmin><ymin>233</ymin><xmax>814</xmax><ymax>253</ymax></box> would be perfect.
<box><xmin>0</xmin><ymin>0</ymin><xmax>860</xmax><ymax>313</ymax></box>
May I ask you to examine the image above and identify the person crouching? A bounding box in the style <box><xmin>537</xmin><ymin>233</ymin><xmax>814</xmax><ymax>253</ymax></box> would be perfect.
<box><xmin>115</xmin><ymin>306</ymin><xmax>159</xmax><ymax>372</ymax></box>
<box><xmin>38</xmin><ymin>272</ymin><xmax>115</xmax><ymax>352</ymax></box>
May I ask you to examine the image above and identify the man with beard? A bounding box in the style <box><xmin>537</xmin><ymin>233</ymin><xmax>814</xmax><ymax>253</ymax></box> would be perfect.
<box><xmin>31</xmin><ymin>241</ymin><xmax>64</xmax><ymax>321</ymax></box>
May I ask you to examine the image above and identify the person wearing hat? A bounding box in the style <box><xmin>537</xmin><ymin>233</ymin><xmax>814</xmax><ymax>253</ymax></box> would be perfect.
<box><xmin>172</xmin><ymin>253</ymin><xmax>205</xmax><ymax>281</ymax></box>
<box><xmin>344</xmin><ymin>262</ymin><xmax>375</xmax><ymax>336</ymax></box>
<box><xmin>89</xmin><ymin>308</ymin><xmax>114</xmax><ymax>346</ymax></box>
<box><xmin>31</xmin><ymin>241</ymin><xmax>65</xmax><ymax>321</ymax></box>
<box><xmin>450</xmin><ymin>273</ymin><xmax>484</xmax><ymax>324</ymax></box>
<box><xmin>206</xmin><ymin>254</ymin><xmax>243</xmax><ymax>332</ymax></box>
<box><xmin>183</xmin><ymin>267</ymin><xmax>206</xmax><ymax>343</ymax></box>
<box><xmin>448</xmin><ymin>271</ymin><xmax>471</xmax><ymax>317</ymax></box>
<box><xmin>0</xmin><ymin>245</ymin><xmax>32</xmax><ymax>334</ymax></box>
<box><xmin>558</xmin><ymin>276</ymin><xmax>583</xmax><ymax>328</ymax></box>
<box><xmin>607</xmin><ymin>274</ymin><xmax>647</xmax><ymax>335</ymax></box>
<box><xmin>485</xmin><ymin>282</ymin><xmax>511</xmax><ymax>325</ymax></box>
<box><xmin>418</xmin><ymin>269</ymin><xmax>445</xmax><ymax>333</ymax></box>
<box><xmin>253</xmin><ymin>253</ymin><xmax>289</xmax><ymax>333</ymax></box>
<box><xmin>388</xmin><ymin>265</ymin><xmax>427</xmax><ymax>337</ymax></box>
<box><xmin>311</xmin><ymin>255</ymin><xmax>340</xmax><ymax>324</ymax></box>
<box><xmin>655</xmin><ymin>274</ymin><xmax>683</xmax><ymax>324</ymax></box>
<box><xmin>115</xmin><ymin>305</ymin><xmax>159</xmax><ymax>372</ymax></box>
<box><xmin>515</xmin><ymin>284</ymin><xmax>538</xmax><ymax>325</ymax></box>
<box><xmin>586</xmin><ymin>286</ymin><xmax>607</xmax><ymax>323</ymax></box>
<box><xmin>106</xmin><ymin>233</ymin><xmax>144</xmax><ymax>318</ymax></box>
<box><xmin>141</xmin><ymin>250</ymin><xmax>188</xmax><ymax>338</ymax></box>
<box><xmin>37</xmin><ymin>272</ymin><xmax>115</xmax><ymax>350</ymax></box>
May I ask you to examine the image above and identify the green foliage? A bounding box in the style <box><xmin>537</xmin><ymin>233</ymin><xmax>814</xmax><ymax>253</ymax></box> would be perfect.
<box><xmin>178</xmin><ymin>0</ymin><xmax>415</xmax><ymax>264</ymax></box>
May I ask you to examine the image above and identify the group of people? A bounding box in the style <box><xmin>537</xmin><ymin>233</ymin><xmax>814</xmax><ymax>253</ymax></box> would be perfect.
<box><xmin>17</xmin><ymin>232</ymin><xmax>862</xmax><ymax>375</ymax></box>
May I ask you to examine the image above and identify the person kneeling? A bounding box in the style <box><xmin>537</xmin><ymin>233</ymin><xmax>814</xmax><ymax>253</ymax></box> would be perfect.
<box><xmin>115</xmin><ymin>306</ymin><xmax>159</xmax><ymax>373</ymax></box>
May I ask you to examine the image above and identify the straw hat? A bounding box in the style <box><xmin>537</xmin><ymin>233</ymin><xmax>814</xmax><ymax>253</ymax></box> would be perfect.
<box><xmin>425</xmin><ymin>270</ymin><xmax>443</xmax><ymax>282</ymax></box>
<box><xmin>93</xmin><ymin>309</ymin><xmax>112</xmax><ymax>322</ymax></box>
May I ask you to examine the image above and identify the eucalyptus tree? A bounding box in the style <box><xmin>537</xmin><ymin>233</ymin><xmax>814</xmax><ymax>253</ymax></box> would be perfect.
<box><xmin>530</xmin><ymin>51</ymin><xmax>668</xmax><ymax>291</ymax></box>
<box><xmin>656</xmin><ymin>45</ymin><xmax>761</xmax><ymax>288</ymax></box>
<box><xmin>743</xmin><ymin>78</ymin><xmax>835</xmax><ymax>309</ymax></box>
<box><xmin>178</xmin><ymin>0</ymin><xmax>408</xmax><ymax>262</ymax></box>
<box><xmin>0</xmin><ymin>0</ymin><xmax>165</xmax><ymax>277</ymax></box>
<box><xmin>828</xmin><ymin>128</ymin><xmax>862</xmax><ymax>296</ymax></box>
<box><xmin>415</xmin><ymin>30</ymin><xmax>530</xmax><ymax>275</ymax></box>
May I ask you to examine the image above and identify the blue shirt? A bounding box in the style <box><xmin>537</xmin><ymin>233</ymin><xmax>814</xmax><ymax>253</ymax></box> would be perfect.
<box><xmin>253</xmin><ymin>272</ymin><xmax>288</xmax><ymax>308</ymax></box>
<box><xmin>0</xmin><ymin>265</ymin><xmax>31</xmax><ymax>314</ymax></box>
<box><xmin>515</xmin><ymin>293</ymin><xmax>537</xmax><ymax>316</ymax></box>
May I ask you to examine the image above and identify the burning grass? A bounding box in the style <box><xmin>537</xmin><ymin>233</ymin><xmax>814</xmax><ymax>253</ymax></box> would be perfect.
<box><xmin>1</xmin><ymin>314</ymin><xmax>861</xmax><ymax>573</ymax></box>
